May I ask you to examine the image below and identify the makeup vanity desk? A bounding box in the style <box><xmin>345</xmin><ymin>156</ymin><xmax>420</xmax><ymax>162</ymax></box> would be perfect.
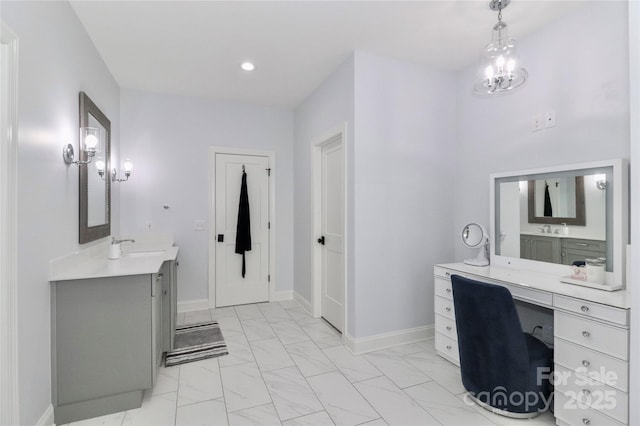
<box><xmin>434</xmin><ymin>263</ymin><xmax>631</xmax><ymax>426</ymax></box>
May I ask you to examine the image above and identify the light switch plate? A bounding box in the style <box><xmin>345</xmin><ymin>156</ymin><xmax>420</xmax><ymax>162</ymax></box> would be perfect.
<box><xmin>194</xmin><ymin>220</ymin><xmax>205</xmax><ymax>231</ymax></box>
<box><xmin>544</xmin><ymin>110</ymin><xmax>556</xmax><ymax>128</ymax></box>
<box><xmin>532</xmin><ymin>114</ymin><xmax>543</xmax><ymax>131</ymax></box>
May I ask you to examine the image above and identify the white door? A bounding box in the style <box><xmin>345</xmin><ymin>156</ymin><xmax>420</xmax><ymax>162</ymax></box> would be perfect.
<box><xmin>319</xmin><ymin>139</ymin><xmax>344</xmax><ymax>331</ymax></box>
<box><xmin>215</xmin><ymin>154</ymin><xmax>270</xmax><ymax>307</ymax></box>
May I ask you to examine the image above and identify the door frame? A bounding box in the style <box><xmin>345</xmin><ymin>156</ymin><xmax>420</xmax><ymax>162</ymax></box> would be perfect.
<box><xmin>1</xmin><ymin>21</ymin><xmax>19</xmax><ymax>426</ymax></box>
<box><xmin>311</xmin><ymin>124</ymin><xmax>348</xmax><ymax>337</ymax></box>
<box><xmin>208</xmin><ymin>147</ymin><xmax>276</xmax><ymax>309</ymax></box>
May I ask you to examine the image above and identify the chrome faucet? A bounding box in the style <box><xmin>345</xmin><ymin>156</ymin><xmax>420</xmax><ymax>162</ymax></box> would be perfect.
<box><xmin>112</xmin><ymin>237</ymin><xmax>136</xmax><ymax>244</ymax></box>
<box><xmin>542</xmin><ymin>225</ymin><xmax>551</xmax><ymax>233</ymax></box>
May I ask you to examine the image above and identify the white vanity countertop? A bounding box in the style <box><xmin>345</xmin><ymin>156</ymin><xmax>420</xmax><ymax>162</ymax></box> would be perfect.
<box><xmin>50</xmin><ymin>246</ymin><xmax>179</xmax><ymax>282</ymax></box>
<box><xmin>435</xmin><ymin>262</ymin><xmax>629</xmax><ymax>309</ymax></box>
<box><xmin>519</xmin><ymin>232</ymin><xmax>604</xmax><ymax>240</ymax></box>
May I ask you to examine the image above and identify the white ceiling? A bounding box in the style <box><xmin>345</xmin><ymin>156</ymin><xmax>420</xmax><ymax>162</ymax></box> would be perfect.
<box><xmin>70</xmin><ymin>1</ymin><xmax>585</xmax><ymax>108</ymax></box>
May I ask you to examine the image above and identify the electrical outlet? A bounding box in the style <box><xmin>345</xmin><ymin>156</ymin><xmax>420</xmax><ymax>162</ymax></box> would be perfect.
<box><xmin>544</xmin><ymin>110</ymin><xmax>556</xmax><ymax>128</ymax></box>
<box><xmin>146</xmin><ymin>221</ymin><xmax>152</xmax><ymax>232</ymax></box>
<box><xmin>194</xmin><ymin>220</ymin><xmax>205</xmax><ymax>231</ymax></box>
<box><xmin>532</xmin><ymin>114</ymin><xmax>543</xmax><ymax>132</ymax></box>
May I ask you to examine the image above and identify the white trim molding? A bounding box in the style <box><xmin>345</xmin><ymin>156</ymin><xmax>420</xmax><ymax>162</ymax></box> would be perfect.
<box><xmin>35</xmin><ymin>404</ymin><xmax>54</xmax><ymax>426</ymax></box>
<box><xmin>293</xmin><ymin>291</ymin><xmax>313</xmax><ymax>316</ymax></box>
<box><xmin>177</xmin><ymin>299</ymin><xmax>209</xmax><ymax>314</ymax></box>
<box><xmin>345</xmin><ymin>325</ymin><xmax>435</xmax><ymax>355</ymax></box>
<box><xmin>1</xmin><ymin>21</ymin><xmax>19</xmax><ymax>426</ymax></box>
<box><xmin>207</xmin><ymin>147</ymin><xmax>277</xmax><ymax>309</ymax></box>
<box><xmin>270</xmin><ymin>290</ymin><xmax>293</xmax><ymax>302</ymax></box>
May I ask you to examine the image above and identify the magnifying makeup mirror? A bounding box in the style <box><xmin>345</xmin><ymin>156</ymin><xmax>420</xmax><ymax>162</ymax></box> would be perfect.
<box><xmin>461</xmin><ymin>223</ymin><xmax>490</xmax><ymax>266</ymax></box>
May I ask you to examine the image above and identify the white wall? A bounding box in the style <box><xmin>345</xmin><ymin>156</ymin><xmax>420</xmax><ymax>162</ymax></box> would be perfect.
<box><xmin>1</xmin><ymin>2</ymin><xmax>120</xmax><ymax>424</ymax></box>
<box><xmin>352</xmin><ymin>52</ymin><xmax>457</xmax><ymax>337</ymax></box>
<box><xmin>119</xmin><ymin>90</ymin><xmax>294</xmax><ymax>303</ymax></box>
<box><xmin>293</xmin><ymin>55</ymin><xmax>355</xmax><ymax>328</ymax></box>
<box><xmin>454</xmin><ymin>1</ymin><xmax>630</xmax><ymax>261</ymax></box>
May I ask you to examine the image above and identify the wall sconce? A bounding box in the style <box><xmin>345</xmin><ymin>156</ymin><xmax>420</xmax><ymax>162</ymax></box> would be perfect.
<box><xmin>594</xmin><ymin>174</ymin><xmax>607</xmax><ymax>190</ymax></box>
<box><xmin>63</xmin><ymin>127</ymin><xmax>102</xmax><ymax>165</ymax></box>
<box><xmin>94</xmin><ymin>158</ymin><xmax>134</xmax><ymax>182</ymax></box>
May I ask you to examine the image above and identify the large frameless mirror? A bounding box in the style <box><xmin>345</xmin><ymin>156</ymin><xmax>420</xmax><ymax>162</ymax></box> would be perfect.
<box><xmin>490</xmin><ymin>159</ymin><xmax>628</xmax><ymax>287</ymax></box>
<box><xmin>79</xmin><ymin>92</ymin><xmax>111</xmax><ymax>243</ymax></box>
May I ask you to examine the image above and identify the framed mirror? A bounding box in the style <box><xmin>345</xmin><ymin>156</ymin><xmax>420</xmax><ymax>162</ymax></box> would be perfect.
<box><xmin>79</xmin><ymin>92</ymin><xmax>111</xmax><ymax>243</ymax></box>
<box><xmin>490</xmin><ymin>159</ymin><xmax>628</xmax><ymax>287</ymax></box>
<box><xmin>527</xmin><ymin>177</ymin><xmax>586</xmax><ymax>225</ymax></box>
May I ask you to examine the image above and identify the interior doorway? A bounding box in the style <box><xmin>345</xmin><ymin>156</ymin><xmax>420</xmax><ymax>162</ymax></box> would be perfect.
<box><xmin>312</xmin><ymin>126</ymin><xmax>347</xmax><ymax>334</ymax></box>
<box><xmin>208</xmin><ymin>148</ymin><xmax>275</xmax><ymax>308</ymax></box>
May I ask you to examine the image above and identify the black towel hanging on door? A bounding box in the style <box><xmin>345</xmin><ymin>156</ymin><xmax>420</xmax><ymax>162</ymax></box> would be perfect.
<box><xmin>543</xmin><ymin>181</ymin><xmax>553</xmax><ymax>217</ymax></box>
<box><xmin>235</xmin><ymin>169</ymin><xmax>252</xmax><ymax>278</ymax></box>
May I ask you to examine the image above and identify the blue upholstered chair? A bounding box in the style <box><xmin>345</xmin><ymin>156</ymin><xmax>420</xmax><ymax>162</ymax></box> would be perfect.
<box><xmin>450</xmin><ymin>274</ymin><xmax>553</xmax><ymax>418</ymax></box>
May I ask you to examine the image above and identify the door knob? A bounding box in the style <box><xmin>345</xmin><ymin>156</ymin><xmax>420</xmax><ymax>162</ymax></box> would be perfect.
<box><xmin>317</xmin><ymin>236</ymin><xmax>325</xmax><ymax>245</ymax></box>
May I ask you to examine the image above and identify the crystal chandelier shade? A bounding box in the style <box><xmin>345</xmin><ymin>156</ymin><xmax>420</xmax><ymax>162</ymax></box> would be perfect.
<box><xmin>473</xmin><ymin>0</ymin><xmax>528</xmax><ymax>95</ymax></box>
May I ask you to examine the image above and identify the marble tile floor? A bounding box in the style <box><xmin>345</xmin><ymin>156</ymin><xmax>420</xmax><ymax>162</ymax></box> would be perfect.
<box><xmin>64</xmin><ymin>301</ymin><xmax>555</xmax><ymax>426</ymax></box>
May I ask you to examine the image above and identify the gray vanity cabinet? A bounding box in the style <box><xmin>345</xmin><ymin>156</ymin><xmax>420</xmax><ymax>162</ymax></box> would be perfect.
<box><xmin>520</xmin><ymin>235</ymin><xmax>561</xmax><ymax>263</ymax></box>
<box><xmin>560</xmin><ymin>238</ymin><xmax>606</xmax><ymax>265</ymax></box>
<box><xmin>52</xmin><ymin>273</ymin><xmax>162</xmax><ymax>424</ymax></box>
<box><xmin>161</xmin><ymin>259</ymin><xmax>177</xmax><ymax>352</ymax></box>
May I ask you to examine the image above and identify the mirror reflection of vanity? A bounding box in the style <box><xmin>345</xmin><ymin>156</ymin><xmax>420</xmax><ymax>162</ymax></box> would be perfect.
<box><xmin>491</xmin><ymin>159</ymin><xmax>628</xmax><ymax>288</ymax></box>
<box><xmin>79</xmin><ymin>92</ymin><xmax>111</xmax><ymax>243</ymax></box>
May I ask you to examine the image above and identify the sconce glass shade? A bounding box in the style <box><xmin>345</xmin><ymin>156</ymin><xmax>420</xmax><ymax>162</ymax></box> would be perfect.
<box><xmin>95</xmin><ymin>158</ymin><xmax>106</xmax><ymax>173</ymax></box>
<box><xmin>122</xmin><ymin>159</ymin><xmax>134</xmax><ymax>174</ymax></box>
<box><xmin>473</xmin><ymin>12</ymin><xmax>528</xmax><ymax>95</ymax></box>
<box><xmin>80</xmin><ymin>127</ymin><xmax>102</xmax><ymax>155</ymax></box>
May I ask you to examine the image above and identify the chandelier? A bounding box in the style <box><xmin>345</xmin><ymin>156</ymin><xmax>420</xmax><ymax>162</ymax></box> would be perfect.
<box><xmin>473</xmin><ymin>0</ymin><xmax>528</xmax><ymax>95</ymax></box>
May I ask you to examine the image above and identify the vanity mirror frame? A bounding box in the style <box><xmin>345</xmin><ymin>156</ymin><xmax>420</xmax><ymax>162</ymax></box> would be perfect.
<box><xmin>79</xmin><ymin>92</ymin><xmax>111</xmax><ymax>244</ymax></box>
<box><xmin>527</xmin><ymin>176</ymin><xmax>586</xmax><ymax>225</ymax></box>
<box><xmin>490</xmin><ymin>159</ymin><xmax>628</xmax><ymax>287</ymax></box>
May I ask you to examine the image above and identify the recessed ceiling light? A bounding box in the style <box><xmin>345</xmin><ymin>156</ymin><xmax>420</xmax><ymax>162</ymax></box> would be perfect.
<box><xmin>241</xmin><ymin>62</ymin><xmax>255</xmax><ymax>71</ymax></box>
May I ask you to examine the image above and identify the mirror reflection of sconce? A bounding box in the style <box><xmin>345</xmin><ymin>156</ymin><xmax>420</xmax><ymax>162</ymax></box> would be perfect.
<box><xmin>595</xmin><ymin>174</ymin><xmax>607</xmax><ymax>190</ymax></box>
<box><xmin>63</xmin><ymin>126</ymin><xmax>102</xmax><ymax>165</ymax></box>
<box><xmin>95</xmin><ymin>158</ymin><xmax>134</xmax><ymax>182</ymax></box>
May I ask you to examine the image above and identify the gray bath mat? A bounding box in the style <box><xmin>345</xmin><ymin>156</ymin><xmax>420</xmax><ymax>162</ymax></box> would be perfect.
<box><xmin>165</xmin><ymin>321</ymin><xmax>228</xmax><ymax>367</ymax></box>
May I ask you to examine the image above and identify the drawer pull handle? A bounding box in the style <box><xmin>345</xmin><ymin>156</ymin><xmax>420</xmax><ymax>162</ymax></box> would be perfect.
<box><xmin>446</xmin><ymin>345</ymin><xmax>452</xmax><ymax>350</ymax></box>
<box><xmin>446</xmin><ymin>288</ymin><xmax>452</xmax><ymax>294</ymax></box>
<box><xmin>582</xmin><ymin>331</ymin><xmax>591</xmax><ymax>338</ymax></box>
<box><xmin>582</xmin><ymin>419</ymin><xmax>590</xmax><ymax>425</ymax></box>
<box><xmin>582</xmin><ymin>389</ymin><xmax>591</xmax><ymax>396</ymax></box>
<box><xmin>582</xmin><ymin>360</ymin><xmax>591</xmax><ymax>367</ymax></box>
<box><xmin>581</xmin><ymin>305</ymin><xmax>590</xmax><ymax>313</ymax></box>
<box><xmin>576</xmin><ymin>243</ymin><xmax>589</xmax><ymax>247</ymax></box>
<box><xmin>445</xmin><ymin>307</ymin><xmax>451</xmax><ymax>312</ymax></box>
<box><xmin>446</xmin><ymin>326</ymin><xmax>452</xmax><ymax>331</ymax></box>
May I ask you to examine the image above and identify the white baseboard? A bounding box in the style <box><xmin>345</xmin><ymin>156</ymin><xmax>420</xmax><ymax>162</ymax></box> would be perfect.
<box><xmin>345</xmin><ymin>325</ymin><xmax>435</xmax><ymax>355</ymax></box>
<box><xmin>36</xmin><ymin>404</ymin><xmax>54</xmax><ymax>426</ymax></box>
<box><xmin>178</xmin><ymin>298</ymin><xmax>209</xmax><ymax>313</ymax></box>
<box><xmin>270</xmin><ymin>290</ymin><xmax>293</xmax><ymax>302</ymax></box>
<box><xmin>293</xmin><ymin>292</ymin><xmax>313</xmax><ymax>316</ymax></box>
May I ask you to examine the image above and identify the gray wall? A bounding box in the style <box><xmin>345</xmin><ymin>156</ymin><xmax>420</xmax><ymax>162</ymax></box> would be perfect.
<box><xmin>119</xmin><ymin>90</ymin><xmax>294</xmax><ymax>303</ymax></box>
<box><xmin>453</xmin><ymin>1</ymin><xmax>630</xmax><ymax>261</ymax></box>
<box><xmin>352</xmin><ymin>52</ymin><xmax>457</xmax><ymax>337</ymax></box>
<box><xmin>1</xmin><ymin>2</ymin><xmax>121</xmax><ymax>424</ymax></box>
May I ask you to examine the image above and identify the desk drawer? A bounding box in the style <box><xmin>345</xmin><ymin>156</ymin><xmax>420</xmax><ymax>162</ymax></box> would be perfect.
<box><xmin>435</xmin><ymin>276</ymin><xmax>453</xmax><ymax>300</ymax></box>
<box><xmin>554</xmin><ymin>365</ymin><xmax>628</xmax><ymax>424</ymax></box>
<box><xmin>435</xmin><ymin>332</ymin><xmax>459</xmax><ymax>365</ymax></box>
<box><xmin>554</xmin><ymin>339</ymin><xmax>628</xmax><ymax>392</ymax></box>
<box><xmin>435</xmin><ymin>314</ymin><xmax>458</xmax><ymax>340</ymax></box>
<box><xmin>555</xmin><ymin>391</ymin><xmax>624</xmax><ymax>426</ymax></box>
<box><xmin>554</xmin><ymin>295</ymin><xmax>629</xmax><ymax>326</ymax></box>
<box><xmin>435</xmin><ymin>296</ymin><xmax>455</xmax><ymax>320</ymax></box>
<box><xmin>555</xmin><ymin>312</ymin><xmax>628</xmax><ymax>361</ymax></box>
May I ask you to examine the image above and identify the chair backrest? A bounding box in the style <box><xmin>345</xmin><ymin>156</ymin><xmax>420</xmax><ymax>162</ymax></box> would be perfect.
<box><xmin>450</xmin><ymin>275</ymin><xmax>530</xmax><ymax>395</ymax></box>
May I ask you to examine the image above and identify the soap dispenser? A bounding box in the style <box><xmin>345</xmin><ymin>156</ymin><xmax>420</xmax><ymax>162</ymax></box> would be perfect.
<box><xmin>562</xmin><ymin>223</ymin><xmax>569</xmax><ymax>235</ymax></box>
<box><xmin>108</xmin><ymin>238</ymin><xmax>121</xmax><ymax>259</ymax></box>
